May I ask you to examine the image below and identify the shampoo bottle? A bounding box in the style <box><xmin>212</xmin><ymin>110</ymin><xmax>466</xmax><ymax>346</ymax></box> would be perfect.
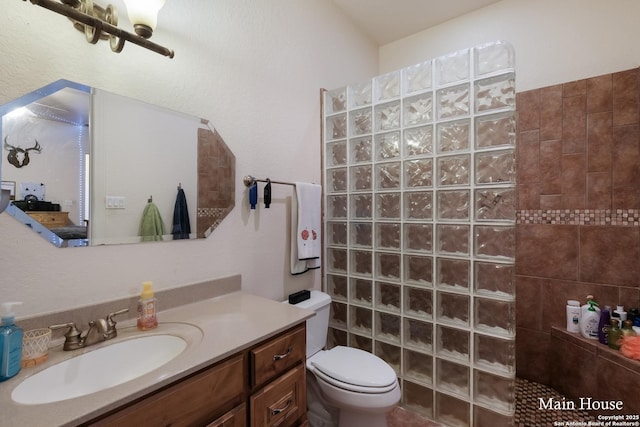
<box><xmin>598</xmin><ymin>305</ymin><xmax>611</xmax><ymax>344</ymax></box>
<box><xmin>579</xmin><ymin>295</ymin><xmax>601</xmax><ymax>340</ymax></box>
<box><xmin>0</xmin><ymin>302</ymin><xmax>23</xmax><ymax>382</ymax></box>
<box><xmin>137</xmin><ymin>282</ymin><xmax>158</xmax><ymax>331</ymax></box>
<box><xmin>608</xmin><ymin>319</ymin><xmax>622</xmax><ymax>350</ymax></box>
<box><xmin>566</xmin><ymin>300</ymin><xmax>581</xmax><ymax>333</ymax></box>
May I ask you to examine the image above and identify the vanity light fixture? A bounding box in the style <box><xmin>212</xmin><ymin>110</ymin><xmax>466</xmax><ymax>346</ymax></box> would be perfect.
<box><xmin>21</xmin><ymin>0</ymin><xmax>174</xmax><ymax>58</ymax></box>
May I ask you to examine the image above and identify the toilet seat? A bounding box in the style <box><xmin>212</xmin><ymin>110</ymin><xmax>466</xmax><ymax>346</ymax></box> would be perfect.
<box><xmin>309</xmin><ymin>346</ymin><xmax>398</xmax><ymax>394</ymax></box>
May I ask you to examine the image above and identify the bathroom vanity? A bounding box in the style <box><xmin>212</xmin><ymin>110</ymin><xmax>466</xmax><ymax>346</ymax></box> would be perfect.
<box><xmin>0</xmin><ymin>286</ymin><xmax>313</xmax><ymax>427</ymax></box>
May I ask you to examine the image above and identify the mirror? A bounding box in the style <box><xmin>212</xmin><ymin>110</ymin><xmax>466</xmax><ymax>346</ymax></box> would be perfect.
<box><xmin>0</xmin><ymin>80</ymin><xmax>235</xmax><ymax>247</ymax></box>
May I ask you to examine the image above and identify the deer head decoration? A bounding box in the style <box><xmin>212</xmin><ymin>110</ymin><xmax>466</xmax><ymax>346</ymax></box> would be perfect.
<box><xmin>4</xmin><ymin>136</ymin><xmax>42</xmax><ymax>168</ymax></box>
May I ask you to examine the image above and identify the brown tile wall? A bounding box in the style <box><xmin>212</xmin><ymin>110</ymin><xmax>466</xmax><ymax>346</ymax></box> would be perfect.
<box><xmin>515</xmin><ymin>69</ymin><xmax>640</xmax><ymax>391</ymax></box>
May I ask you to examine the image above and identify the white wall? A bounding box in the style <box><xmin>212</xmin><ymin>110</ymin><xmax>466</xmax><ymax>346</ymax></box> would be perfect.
<box><xmin>0</xmin><ymin>0</ymin><xmax>378</xmax><ymax>317</ymax></box>
<box><xmin>379</xmin><ymin>0</ymin><xmax>640</xmax><ymax>92</ymax></box>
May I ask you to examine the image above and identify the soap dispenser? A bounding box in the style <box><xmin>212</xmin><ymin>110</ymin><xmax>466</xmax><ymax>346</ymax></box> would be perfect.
<box><xmin>137</xmin><ymin>282</ymin><xmax>158</xmax><ymax>331</ymax></box>
<box><xmin>579</xmin><ymin>295</ymin><xmax>601</xmax><ymax>340</ymax></box>
<box><xmin>0</xmin><ymin>302</ymin><xmax>24</xmax><ymax>381</ymax></box>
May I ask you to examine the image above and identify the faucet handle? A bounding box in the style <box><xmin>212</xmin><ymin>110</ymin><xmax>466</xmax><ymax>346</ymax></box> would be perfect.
<box><xmin>49</xmin><ymin>322</ymin><xmax>82</xmax><ymax>350</ymax></box>
<box><xmin>105</xmin><ymin>308</ymin><xmax>129</xmax><ymax>339</ymax></box>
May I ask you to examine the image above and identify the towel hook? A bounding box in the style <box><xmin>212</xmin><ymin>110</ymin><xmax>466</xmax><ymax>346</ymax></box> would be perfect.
<box><xmin>148</xmin><ymin>195</ymin><xmax>153</xmax><ymax>203</ymax></box>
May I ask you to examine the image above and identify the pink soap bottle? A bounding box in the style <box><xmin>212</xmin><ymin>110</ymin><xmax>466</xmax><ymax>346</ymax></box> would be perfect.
<box><xmin>137</xmin><ymin>281</ymin><xmax>158</xmax><ymax>330</ymax></box>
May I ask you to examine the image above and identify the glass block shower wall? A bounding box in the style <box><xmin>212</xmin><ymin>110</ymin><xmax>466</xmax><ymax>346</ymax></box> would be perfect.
<box><xmin>322</xmin><ymin>41</ymin><xmax>516</xmax><ymax>427</ymax></box>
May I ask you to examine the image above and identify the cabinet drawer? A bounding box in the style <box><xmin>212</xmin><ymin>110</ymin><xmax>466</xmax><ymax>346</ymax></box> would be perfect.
<box><xmin>251</xmin><ymin>324</ymin><xmax>305</xmax><ymax>388</ymax></box>
<box><xmin>28</xmin><ymin>212</ymin><xmax>69</xmax><ymax>228</ymax></box>
<box><xmin>207</xmin><ymin>403</ymin><xmax>246</xmax><ymax>427</ymax></box>
<box><xmin>250</xmin><ymin>364</ymin><xmax>306</xmax><ymax>427</ymax></box>
<box><xmin>88</xmin><ymin>354</ymin><xmax>245</xmax><ymax>427</ymax></box>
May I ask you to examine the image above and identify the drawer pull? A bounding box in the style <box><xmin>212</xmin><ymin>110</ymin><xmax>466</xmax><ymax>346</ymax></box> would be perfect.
<box><xmin>270</xmin><ymin>398</ymin><xmax>292</xmax><ymax>416</ymax></box>
<box><xmin>273</xmin><ymin>346</ymin><xmax>293</xmax><ymax>361</ymax></box>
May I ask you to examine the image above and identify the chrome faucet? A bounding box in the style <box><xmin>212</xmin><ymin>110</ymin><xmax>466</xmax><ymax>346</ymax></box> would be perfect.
<box><xmin>50</xmin><ymin>308</ymin><xmax>129</xmax><ymax>351</ymax></box>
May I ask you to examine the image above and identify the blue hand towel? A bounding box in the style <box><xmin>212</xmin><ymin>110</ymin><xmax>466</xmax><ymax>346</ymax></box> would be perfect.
<box><xmin>172</xmin><ymin>188</ymin><xmax>191</xmax><ymax>240</ymax></box>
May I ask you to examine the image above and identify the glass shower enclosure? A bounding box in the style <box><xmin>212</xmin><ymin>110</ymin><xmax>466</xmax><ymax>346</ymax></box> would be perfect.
<box><xmin>322</xmin><ymin>41</ymin><xmax>516</xmax><ymax>426</ymax></box>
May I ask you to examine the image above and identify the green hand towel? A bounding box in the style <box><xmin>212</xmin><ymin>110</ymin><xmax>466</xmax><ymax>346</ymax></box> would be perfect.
<box><xmin>139</xmin><ymin>202</ymin><xmax>166</xmax><ymax>241</ymax></box>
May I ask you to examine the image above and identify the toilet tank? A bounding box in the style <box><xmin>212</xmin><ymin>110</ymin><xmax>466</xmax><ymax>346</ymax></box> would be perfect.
<box><xmin>291</xmin><ymin>290</ymin><xmax>331</xmax><ymax>357</ymax></box>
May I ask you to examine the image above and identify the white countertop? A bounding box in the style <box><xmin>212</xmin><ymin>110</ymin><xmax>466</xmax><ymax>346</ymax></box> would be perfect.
<box><xmin>0</xmin><ymin>291</ymin><xmax>314</xmax><ymax>427</ymax></box>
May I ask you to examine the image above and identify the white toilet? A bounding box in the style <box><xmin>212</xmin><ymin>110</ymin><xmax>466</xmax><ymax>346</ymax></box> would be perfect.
<box><xmin>293</xmin><ymin>290</ymin><xmax>401</xmax><ymax>427</ymax></box>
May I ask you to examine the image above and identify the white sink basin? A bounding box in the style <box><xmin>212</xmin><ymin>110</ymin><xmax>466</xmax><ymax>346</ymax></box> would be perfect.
<box><xmin>12</xmin><ymin>334</ymin><xmax>187</xmax><ymax>405</ymax></box>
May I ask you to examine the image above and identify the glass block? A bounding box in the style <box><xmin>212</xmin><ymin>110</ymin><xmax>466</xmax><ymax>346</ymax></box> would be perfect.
<box><xmin>436</xmin><ymin>49</ymin><xmax>470</xmax><ymax>86</ymax></box>
<box><xmin>437</xmin><ymin>119</ymin><xmax>470</xmax><ymax>153</ymax></box>
<box><xmin>436</xmin><ymin>359</ymin><xmax>470</xmax><ymax>398</ymax></box>
<box><xmin>475</xmin><ymin>73</ymin><xmax>515</xmax><ymax>113</ymax></box>
<box><xmin>474</xmin><ymin>261</ymin><xmax>515</xmax><ymax>299</ymax></box>
<box><xmin>376</xmin><ymin>312</ymin><xmax>401</xmax><ymax>344</ymax></box>
<box><xmin>375</xmin><ymin>132</ymin><xmax>401</xmax><ymax>160</ymax></box>
<box><xmin>348</xmin><ymin>80</ymin><xmax>372</xmax><ymax>108</ymax></box>
<box><xmin>403</xmin><ymin>60</ymin><xmax>432</xmax><ymax>94</ymax></box>
<box><xmin>376</xmin><ymin>192</ymin><xmax>401</xmax><ymax>219</ymax></box>
<box><xmin>438</xmin><ymin>154</ymin><xmax>470</xmax><ymax>186</ymax></box>
<box><xmin>474</xmin><ymin>405</ymin><xmax>514</xmax><ymax>427</ymax></box>
<box><xmin>404</xmin><ymin>93</ymin><xmax>433</xmax><ymax>126</ymax></box>
<box><xmin>327</xmin><ymin>168</ymin><xmax>347</xmax><ymax>193</ymax></box>
<box><xmin>475</xmin><ymin>334</ymin><xmax>516</xmax><ymax>374</ymax></box>
<box><xmin>375</xmin><ymin>101</ymin><xmax>401</xmax><ymax>132</ymax></box>
<box><xmin>404</xmin><ymin>158</ymin><xmax>433</xmax><ymax>188</ymax></box>
<box><xmin>375</xmin><ymin>162</ymin><xmax>401</xmax><ymax>189</ymax></box>
<box><xmin>404</xmin><ymin>191</ymin><xmax>433</xmax><ymax>220</ymax></box>
<box><xmin>329</xmin><ymin>301</ymin><xmax>347</xmax><ymax>329</ymax></box>
<box><xmin>349</xmin><ymin>107</ymin><xmax>372</xmax><ymax>136</ymax></box>
<box><xmin>437</xmin><ymin>291</ymin><xmax>470</xmax><ymax>326</ymax></box>
<box><xmin>375</xmin><ymin>71</ymin><xmax>401</xmax><ymax>101</ymax></box>
<box><xmin>375</xmin><ymin>341</ymin><xmax>401</xmax><ymax>374</ymax></box>
<box><xmin>326</xmin><ymin>113</ymin><xmax>347</xmax><ymax>140</ymax></box>
<box><xmin>350</xmin><ymin>306</ymin><xmax>372</xmax><ymax>336</ymax></box>
<box><xmin>376</xmin><ymin>252</ymin><xmax>401</xmax><ymax>282</ymax></box>
<box><xmin>404</xmin><ymin>254</ymin><xmax>433</xmax><ymax>286</ymax></box>
<box><xmin>404</xmin><ymin>223</ymin><xmax>433</xmax><ymax>253</ymax></box>
<box><xmin>436</xmin><ymin>392</ymin><xmax>470</xmax><ymax>427</ymax></box>
<box><xmin>437</xmin><ymin>258</ymin><xmax>470</xmax><ymax>291</ymax></box>
<box><xmin>437</xmin><ymin>224</ymin><xmax>470</xmax><ymax>256</ymax></box>
<box><xmin>327</xmin><ymin>195</ymin><xmax>347</xmax><ymax>219</ymax></box>
<box><xmin>327</xmin><ymin>221</ymin><xmax>347</xmax><ymax>246</ymax></box>
<box><xmin>475</xmin><ymin>111</ymin><xmax>516</xmax><ymax>149</ymax></box>
<box><xmin>326</xmin><ymin>140</ymin><xmax>347</xmax><ymax>167</ymax></box>
<box><xmin>403</xmin><ymin>381</ymin><xmax>434</xmax><ymax>419</ymax></box>
<box><xmin>437</xmin><ymin>190</ymin><xmax>470</xmax><ymax>221</ymax></box>
<box><xmin>351</xmin><ymin>222</ymin><xmax>372</xmax><ymax>247</ymax></box>
<box><xmin>404</xmin><ymin>350</ymin><xmax>433</xmax><ymax>385</ymax></box>
<box><xmin>475</xmin><ymin>225</ymin><xmax>515</xmax><ymax>260</ymax></box>
<box><xmin>475</xmin><ymin>41</ymin><xmax>515</xmax><ymax>77</ymax></box>
<box><xmin>350</xmin><ymin>136</ymin><xmax>372</xmax><ymax>163</ymax></box>
<box><xmin>404</xmin><ymin>287</ymin><xmax>433</xmax><ymax>319</ymax></box>
<box><xmin>327</xmin><ymin>248</ymin><xmax>347</xmax><ymax>273</ymax></box>
<box><xmin>405</xmin><ymin>318</ymin><xmax>433</xmax><ymax>353</ymax></box>
<box><xmin>376</xmin><ymin>222</ymin><xmax>401</xmax><ymax>250</ymax></box>
<box><xmin>437</xmin><ymin>84</ymin><xmax>470</xmax><ymax>120</ymax></box>
<box><xmin>350</xmin><ymin>333</ymin><xmax>373</xmax><ymax>352</ymax></box>
<box><xmin>404</xmin><ymin>125</ymin><xmax>433</xmax><ymax>157</ymax></box>
<box><xmin>475</xmin><ymin>149</ymin><xmax>515</xmax><ymax>185</ymax></box>
<box><xmin>350</xmin><ymin>194</ymin><xmax>372</xmax><ymax>219</ymax></box>
<box><xmin>437</xmin><ymin>325</ymin><xmax>470</xmax><ymax>362</ymax></box>
<box><xmin>475</xmin><ymin>298</ymin><xmax>515</xmax><ymax>337</ymax></box>
<box><xmin>350</xmin><ymin>250</ymin><xmax>372</xmax><ymax>277</ymax></box>
<box><xmin>475</xmin><ymin>188</ymin><xmax>516</xmax><ymax>222</ymax></box>
<box><xmin>327</xmin><ymin>274</ymin><xmax>348</xmax><ymax>302</ymax></box>
<box><xmin>350</xmin><ymin>165</ymin><xmax>372</xmax><ymax>191</ymax></box>
<box><xmin>473</xmin><ymin>370</ymin><xmax>515</xmax><ymax>413</ymax></box>
<box><xmin>327</xmin><ymin>327</ymin><xmax>347</xmax><ymax>348</ymax></box>
<box><xmin>351</xmin><ymin>278</ymin><xmax>373</xmax><ymax>306</ymax></box>
<box><xmin>325</xmin><ymin>87</ymin><xmax>346</xmax><ymax>114</ymax></box>
<box><xmin>376</xmin><ymin>281</ymin><xmax>401</xmax><ymax>313</ymax></box>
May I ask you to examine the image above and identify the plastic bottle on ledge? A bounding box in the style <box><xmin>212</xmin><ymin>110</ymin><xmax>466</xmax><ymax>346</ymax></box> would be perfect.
<box><xmin>598</xmin><ymin>305</ymin><xmax>611</xmax><ymax>344</ymax></box>
<box><xmin>608</xmin><ymin>319</ymin><xmax>622</xmax><ymax>350</ymax></box>
<box><xmin>579</xmin><ymin>295</ymin><xmax>601</xmax><ymax>340</ymax></box>
<box><xmin>566</xmin><ymin>300</ymin><xmax>581</xmax><ymax>333</ymax></box>
<box><xmin>0</xmin><ymin>302</ymin><xmax>24</xmax><ymax>382</ymax></box>
<box><xmin>137</xmin><ymin>281</ymin><xmax>158</xmax><ymax>331</ymax></box>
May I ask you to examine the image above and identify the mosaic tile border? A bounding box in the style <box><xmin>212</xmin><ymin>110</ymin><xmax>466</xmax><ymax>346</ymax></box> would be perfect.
<box><xmin>517</xmin><ymin>209</ymin><xmax>640</xmax><ymax>226</ymax></box>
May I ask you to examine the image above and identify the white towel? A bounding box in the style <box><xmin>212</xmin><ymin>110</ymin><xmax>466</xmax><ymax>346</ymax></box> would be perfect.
<box><xmin>291</xmin><ymin>182</ymin><xmax>322</xmax><ymax>275</ymax></box>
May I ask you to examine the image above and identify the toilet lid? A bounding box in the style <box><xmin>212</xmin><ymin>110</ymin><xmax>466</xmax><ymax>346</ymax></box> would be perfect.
<box><xmin>310</xmin><ymin>346</ymin><xmax>397</xmax><ymax>390</ymax></box>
